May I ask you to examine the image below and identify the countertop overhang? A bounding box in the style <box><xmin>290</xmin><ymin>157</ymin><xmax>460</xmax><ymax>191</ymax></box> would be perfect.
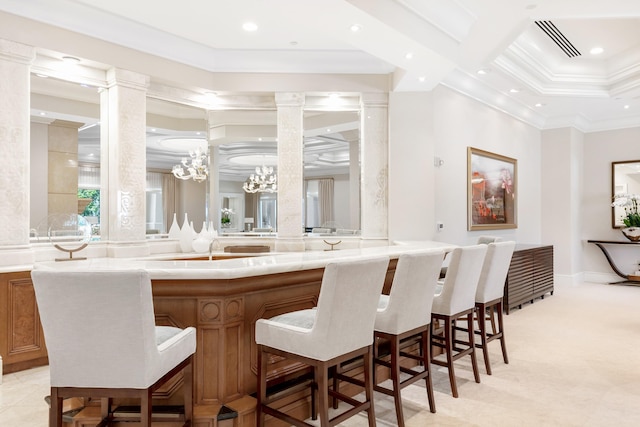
<box><xmin>32</xmin><ymin>241</ymin><xmax>454</xmax><ymax>280</ymax></box>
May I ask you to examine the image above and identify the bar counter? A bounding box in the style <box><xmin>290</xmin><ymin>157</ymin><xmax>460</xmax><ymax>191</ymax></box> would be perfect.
<box><xmin>30</xmin><ymin>242</ymin><xmax>453</xmax><ymax>425</ymax></box>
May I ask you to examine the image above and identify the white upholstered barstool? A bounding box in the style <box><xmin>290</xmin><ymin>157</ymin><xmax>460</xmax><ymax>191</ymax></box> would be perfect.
<box><xmin>471</xmin><ymin>241</ymin><xmax>516</xmax><ymax>374</ymax></box>
<box><xmin>31</xmin><ymin>269</ymin><xmax>196</xmax><ymax>427</ymax></box>
<box><xmin>255</xmin><ymin>256</ymin><xmax>389</xmax><ymax>427</ymax></box>
<box><xmin>440</xmin><ymin>235</ymin><xmax>502</xmax><ymax>279</ymax></box>
<box><xmin>372</xmin><ymin>250</ymin><xmax>443</xmax><ymax>427</ymax></box>
<box><xmin>430</xmin><ymin>245</ymin><xmax>487</xmax><ymax>398</ymax></box>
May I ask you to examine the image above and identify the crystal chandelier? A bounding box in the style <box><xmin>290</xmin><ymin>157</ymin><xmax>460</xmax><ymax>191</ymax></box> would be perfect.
<box><xmin>172</xmin><ymin>147</ymin><xmax>209</xmax><ymax>183</ymax></box>
<box><xmin>243</xmin><ymin>165</ymin><xmax>277</xmax><ymax>193</ymax></box>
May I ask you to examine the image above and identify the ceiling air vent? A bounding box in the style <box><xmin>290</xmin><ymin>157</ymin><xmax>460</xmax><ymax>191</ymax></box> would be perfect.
<box><xmin>534</xmin><ymin>20</ymin><xmax>581</xmax><ymax>58</ymax></box>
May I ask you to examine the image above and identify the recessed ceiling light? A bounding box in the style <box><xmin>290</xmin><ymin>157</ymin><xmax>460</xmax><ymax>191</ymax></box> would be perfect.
<box><xmin>62</xmin><ymin>56</ymin><xmax>80</xmax><ymax>64</ymax></box>
<box><xmin>350</xmin><ymin>24</ymin><xmax>362</xmax><ymax>32</ymax></box>
<box><xmin>242</xmin><ymin>22</ymin><xmax>258</xmax><ymax>32</ymax></box>
<box><xmin>590</xmin><ymin>47</ymin><xmax>604</xmax><ymax>55</ymax></box>
<box><xmin>39</xmin><ymin>112</ymin><xmax>46</xmax><ymax>116</ymax></box>
<box><xmin>477</xmin><ymin>68</ymin><xmax>491</xmax><ymax>75</ymax></box>
<box><xmin>418</xmin><ymin>76</ymin><xmax>426</xmax><ymax>82</ymax></box>
<box><xmin>510</xmin><ymin>88</ymin><xmax>520</xmax><ymax>93</ymax></box>
<box><xmin>535</xmin><ymin>103</ymin><xmax>546</xmax><ymax>107</ymax></box>
<box><xmin>624</xmin><ymin>105</ymin><xmax>630</xmax><ymax>109</ymax></box>
<box><xmin>326</xmin><ymin>128</ymin><xmax>331</xmax><ymax>132</ymax></box>
<box><xmin>405</xmin><ymin>52</ymin><xmax>413</xmax><ymax>60</ymax></box>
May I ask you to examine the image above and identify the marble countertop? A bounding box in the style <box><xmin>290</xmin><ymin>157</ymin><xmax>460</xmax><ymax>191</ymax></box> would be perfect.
<box><xmin>32</xmin><ymin>241</ymin><xmax>454</xmax><ymax>280</ymax></box>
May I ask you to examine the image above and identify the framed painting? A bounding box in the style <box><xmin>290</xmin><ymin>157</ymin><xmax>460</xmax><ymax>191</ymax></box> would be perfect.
<box><xmin>467</xmin><ymin>147</ymin><xmax>517</xmax><ymax>230</ymax></box>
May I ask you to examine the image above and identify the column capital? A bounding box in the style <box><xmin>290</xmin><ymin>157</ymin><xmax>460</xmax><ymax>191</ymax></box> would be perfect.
<box><xmin>106</xmin><ymin>68</ymin><xmax>150</xmax><ymax>91</ymax></box>
<box><xmin>0</xmin><ymin>39</ymin><xmax>35</xmax><ymax>65</ymax></box>
<box><xmin>360</xmin><ymin>92</ymin><xmax>388</xmax><ymax>107</ymax></box>
<box><xmin>275</xmin><ymin>92</ymin><xmax>305</xmax><ymax>107</ymax></box>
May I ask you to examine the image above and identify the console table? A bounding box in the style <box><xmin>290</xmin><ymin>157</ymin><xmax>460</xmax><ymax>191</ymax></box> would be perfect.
<box><xmin>587</xmin><ymin>240</ymin><xmax>640</xmax><ymax>285</ymax></box>
<box><xmin>503</xmin><ymin>244</ymin><xmax>554</xmax><ymax>314</ymax></box>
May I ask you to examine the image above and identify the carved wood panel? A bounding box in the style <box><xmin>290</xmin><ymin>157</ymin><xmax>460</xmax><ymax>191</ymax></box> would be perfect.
<box><xmin>0</xmin><ymin>272</ymin><xmax>48</xmax><ymax>372</ymax></box>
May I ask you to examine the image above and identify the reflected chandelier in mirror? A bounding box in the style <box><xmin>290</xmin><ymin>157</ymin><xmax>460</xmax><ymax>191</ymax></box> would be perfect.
<box><xmin>172</xmin><ymin>147</ymin><xmax>209</xmax><ymax>182</ymax></box>
<box><xmin>243</xmin><ymin>165</ymin><xmax>277</xmax><ymax>193</ymax></box>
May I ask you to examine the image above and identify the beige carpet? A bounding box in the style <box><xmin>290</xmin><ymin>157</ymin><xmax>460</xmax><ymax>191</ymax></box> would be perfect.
<box><xmin>319</xmin><ymin>280</ymin><xmax>640</xmax><ymax>426</ymax></box>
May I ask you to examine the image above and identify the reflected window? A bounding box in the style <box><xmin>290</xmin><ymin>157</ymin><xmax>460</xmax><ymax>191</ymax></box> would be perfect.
<box><xmin>146</xmin><ymin>172</ymin><xmax>164</xmax><ymax>234</ymax></box>
<box><xmin>257</xmin><ymin>193</ymin><xmax>277</xmax><ymax>230</ymax></box>
<box><xmin>78</xmin><ymin>165</ymin><xmax>101</xmax><ymax>235</ymax></box>
<box><xmin>305</xmin><ymin>178</ymin><xmax>334</xmax><ymax>229</ymax></box>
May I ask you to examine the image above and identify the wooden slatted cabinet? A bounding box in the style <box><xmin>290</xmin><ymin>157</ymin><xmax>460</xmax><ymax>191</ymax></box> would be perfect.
<box><xmin>503</xmin><ymin>244</ymin><xmax>554</xmax><ymax>314</ymax></box>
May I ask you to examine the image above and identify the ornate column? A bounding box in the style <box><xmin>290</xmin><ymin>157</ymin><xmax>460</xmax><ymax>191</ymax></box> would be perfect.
<box><xmin>100</xmin><ymin>68</ymin><xmax>150</xmax><ymax>257</ymax></box>
<box><xmin>275</xmin><ymin>92</ymin><xmax>305</xmax><ymax>252</ymax></box>
<box><xmin>360</xmin><ymin>93</ymin><xmax>389</xmax><ymax>245</ymax></box>
<box><xmin>0</xmin><ymin>39</ymin><xmax>35</xmax><ymax>266</ymax></box>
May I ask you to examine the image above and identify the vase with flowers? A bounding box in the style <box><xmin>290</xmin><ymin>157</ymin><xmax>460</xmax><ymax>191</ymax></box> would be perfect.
<box><xmin>611</xmin><ymin>194</ymin><xmax>640</xmax><ymax>241</ymax></box>
<box><xmin>221</xmin><ymin>208</ymin><xmax>234</xmax><ymax>228</ymax></box>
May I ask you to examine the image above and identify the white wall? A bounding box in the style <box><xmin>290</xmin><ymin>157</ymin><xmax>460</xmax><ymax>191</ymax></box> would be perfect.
<box><xmin>389</xmin><ymin>87</ymin><xmax>542</xmax><ymax>246</ymax></box>
<box><xmin>388</xmin><ymin>92</ymin><xmax>435</xmax><ymax>241</ymax></box>
<box><xmin>430</xmin><ymin>86</ymin><xmax>541</xmax><ymax>245</ymax></box>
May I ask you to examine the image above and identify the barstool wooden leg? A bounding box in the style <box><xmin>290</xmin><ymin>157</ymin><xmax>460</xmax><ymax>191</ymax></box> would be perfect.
<box><xmin>477</xmin><ymin>303</ymin><xmax>492</xmax><ymax>375</ymax></box>
<box><xmin>497</xmin><ymin>300</ymin><xmax>509</xmax><ymax>364</ymax></box>
<box><xmin>50</xmin><ymin>388</ymin><xmax>63</xmax><ymax>427</ymax></box>
<box><xmin>257</xmin><ymin>345</ymin><xmax>267</xmax><ymax>427</ymax></box>
<box><xmin>444</xmin><ymin>316</ymin><xmax>458</xmax><ymax>398</ymax></box>
<box><xmin>389</xmin><ymin>335</ymin><xmax>404</xmax><ymax>427</ymax></box>
<box><xmin>421</xmin><ymin>329</ymin><xmax>436</xmax><ymax>413</ymax></box>
<box><xmin>141</xmin><ymin>389</ymin><xmax>152</xmax><ymax>426</ymax></box>
<box><xmin>467</xmin><ymin>312</ymin><xmax>481</xmax><ymax>384</ymax></box>
<box><xmin>183</xmin><ymin>355</ymin><xmax>193</xmax><ymax>424</ymax></box>
<box><xmin>363</xmin><ymin>346</ymin><xmax>376</xmax><ymax>427</ymax></box>
<box><xmin>316</xmin><ymin>365</ymin><xmax>330</xmax><ymax>427</ymax></box>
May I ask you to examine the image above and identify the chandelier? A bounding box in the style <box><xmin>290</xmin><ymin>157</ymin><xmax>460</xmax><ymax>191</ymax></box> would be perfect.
<box><xmin>172</xmin><ymin>147</ymin><xmax>209</xmax><ymax>183</ymax></box>
<box><xmin>243</xmin><ymin>165</ymin><xmax>277</xmax><ymax>193</ymax></box>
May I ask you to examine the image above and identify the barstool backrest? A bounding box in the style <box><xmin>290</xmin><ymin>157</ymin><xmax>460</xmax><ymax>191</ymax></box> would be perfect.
<box><xmin>375</xmin><ymin>250</ymin><xmax>444</xmax><ymax>334</ymax></box>
<box><xmin>433</xmin><ymin>245</ymin><xmax>487</xmax><ymax>315</ymax></box>
<box><xmin>477</xmin><ymin>235</ymin><xmax>503</xmax><ymax>245</ymax></box>
<box><xmin>313</xmin><ymin>256</ymin><xmax>390</xmax><ymax>357</ymax></box>
<box><xmin>31</xmin><ymin>269</ymin><xmax>193</xmax><ymax>388</ymax></box>
<box><xmin>475</xmin><ymin>241</ymin><xmax>516</xmax><ymax>303</ymax></box>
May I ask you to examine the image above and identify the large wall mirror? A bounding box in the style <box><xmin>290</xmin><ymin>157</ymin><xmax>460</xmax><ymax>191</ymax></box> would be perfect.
<box><xmin>30</xmin><ymin>73</ymin><xmax>101</xmax><ymax>239</ymax></box>
<box><xmin>30</xmin><ymin>71</ymin><xmax>364</xmax><ymax>240</ymax></box>
<box><xmin>612</xmin><ymin>160</ymin><xmax>640</xmax><ymax>228</ymax></box>
<box><xmin>145</xmin><ymin>98</ymin><xmax>208</xmax><ymax>235</ymax></box>
<box><xmin>303</xmin><ymin>109</ymin><xmax>360</xmax><ymax>234</ymax></box>
<box><xmin>212</xmin><ymin>109</ymin><xmax>278</xmax><ymax>233</ymax></box>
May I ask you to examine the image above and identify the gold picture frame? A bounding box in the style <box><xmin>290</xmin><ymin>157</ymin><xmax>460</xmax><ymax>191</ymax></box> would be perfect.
<box><xmin>467</xmin><ymin>147</ymin><xmax>517</xmax><ymax>231</ymax></box>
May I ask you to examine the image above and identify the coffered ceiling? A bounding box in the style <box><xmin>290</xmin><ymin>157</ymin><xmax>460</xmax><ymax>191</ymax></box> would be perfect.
<box><xmin>4</xmin><ymin>0</ymin><xmax>640</xmax><ymax>138</ymax></box>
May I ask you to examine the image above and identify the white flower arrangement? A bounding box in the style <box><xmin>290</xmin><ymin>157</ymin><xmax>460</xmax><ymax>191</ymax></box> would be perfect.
<box><xmin>611</xmin><ymin>194</ymin><xmax>640</xmax><ymax>227</ymax></box>
<box><xmin>221</xmin><ymin>208</ymin><xmax>234</xmax><ymax>224</ymax></box>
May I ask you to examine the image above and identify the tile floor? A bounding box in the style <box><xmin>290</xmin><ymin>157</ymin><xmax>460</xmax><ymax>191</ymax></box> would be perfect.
<box><xmin>2</xmin><ymin>279</ymin><xmax>640</xmax><ymax>426</ymax></box>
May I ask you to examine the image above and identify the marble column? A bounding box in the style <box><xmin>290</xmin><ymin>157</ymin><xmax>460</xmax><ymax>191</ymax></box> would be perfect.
<box><xmin>100</xmin><ymin>68</ymin><xmax>150</xmax><ymax>257</ymax></box>
<box><xmin>349</xmin><ymin>138</ymin><xmax>361</xmax><ymax>230</ymax></box>
<box><xmin>360</xmin><ymin>93</ymin><xmax>389</xmax><ymax>244</ymax></box>
<box><xmin>0</xmin><ymin>39</ymin><xmax>35</xmax><ymax>266</ymax></box>
<box><xmin>275</xmin><ymin>92</ymin><xmax>305</xmax><ymax>252</ymax></box>
<box><xmin>48</xmin><ymin>120</ymin><xmax>82</xmax><ymax>216</ymax></box>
